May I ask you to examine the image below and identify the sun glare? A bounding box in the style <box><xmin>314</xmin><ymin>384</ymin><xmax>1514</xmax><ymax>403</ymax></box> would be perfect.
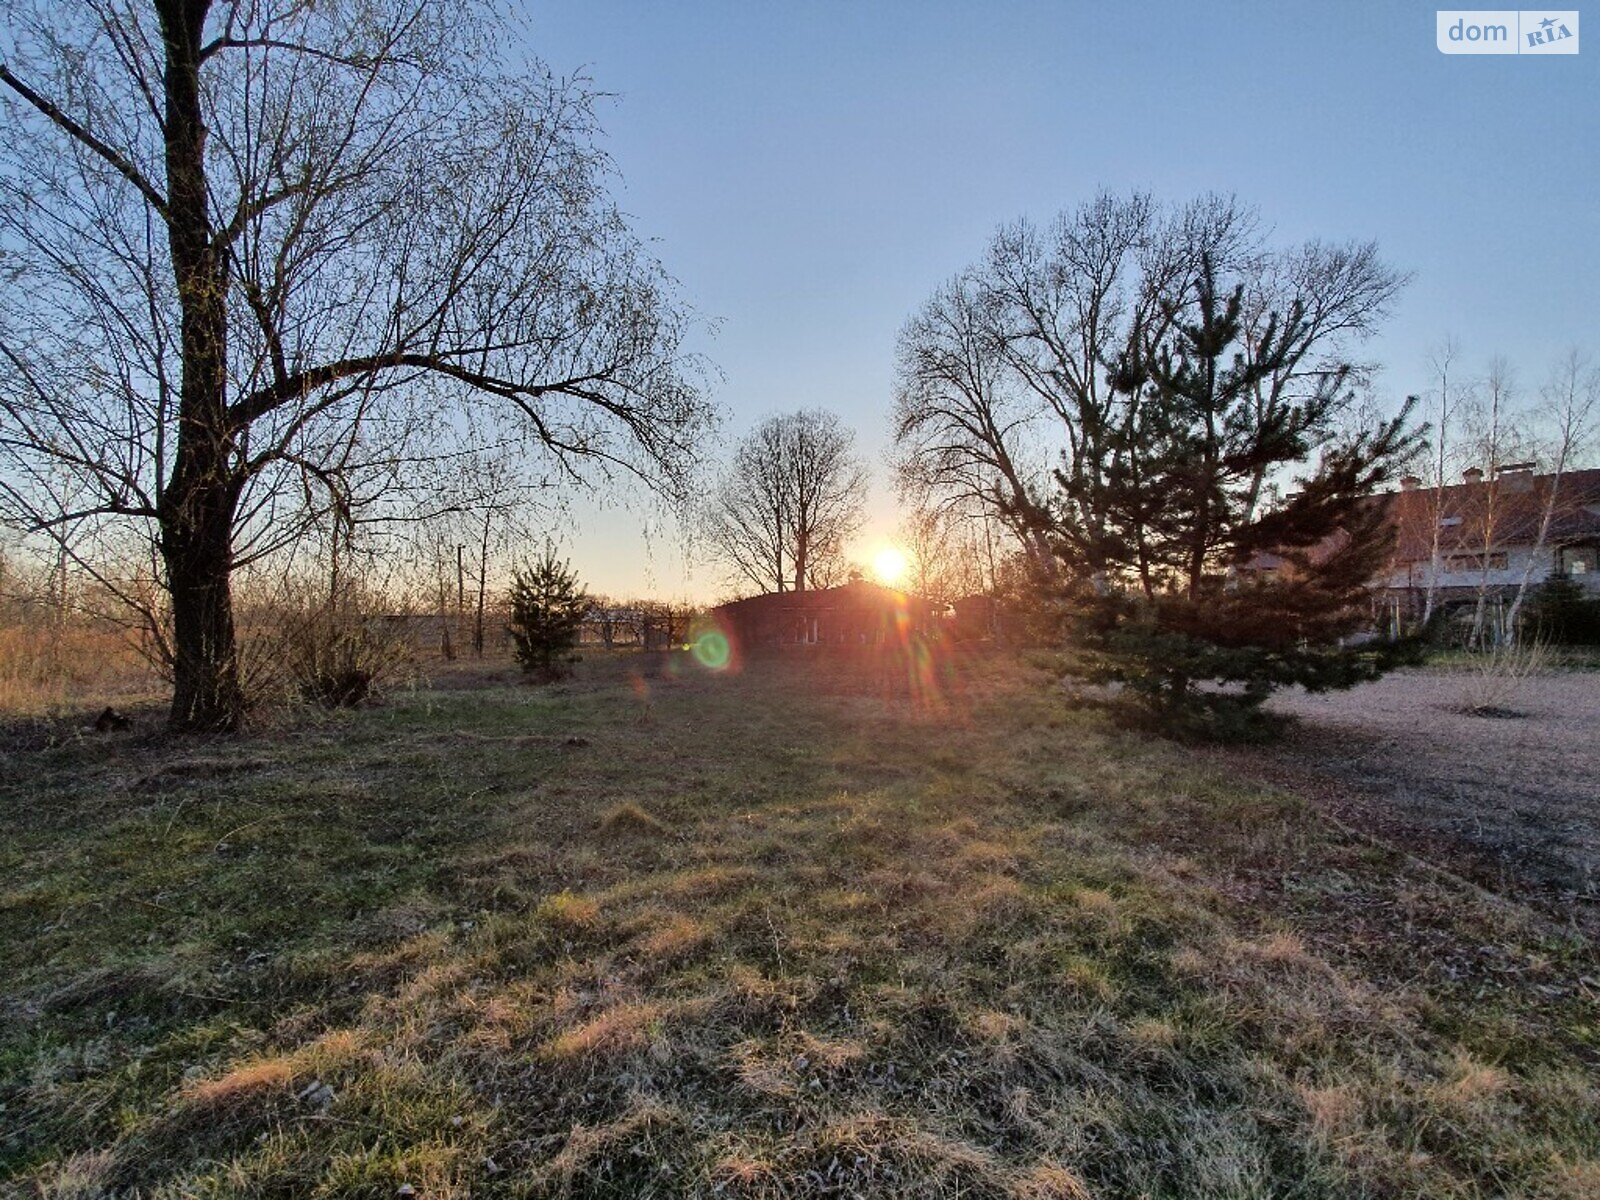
<box><xmin>872</xmin><ymin>545</ymin><xmax>910</xmax><ymax>587</ymax></box>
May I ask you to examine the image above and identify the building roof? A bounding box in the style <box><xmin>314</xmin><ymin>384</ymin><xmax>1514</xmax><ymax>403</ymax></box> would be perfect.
<box><xmin>711</xmin><ymin>579</ymin><xmax>931</xmax><ymax>616</ymax></box>
<box><xmin>1383</xmin><ymin>466</ymin><xmax>1600</xmax><ymax>561</ymax></box>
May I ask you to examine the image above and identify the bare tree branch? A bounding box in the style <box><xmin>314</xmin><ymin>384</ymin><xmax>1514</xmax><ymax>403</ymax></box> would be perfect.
<box><xmin>0</xmin><ymin>0</ymin><xmax>714</xmax><ymax>730</ymax></box>
<box><xmin>0</xmin><ymin>64</ymin><xmax>169</xmax><ymax>216</ymax></box>
<box><xmin>705</xmin><ymin>411</ymin><xmax>867</xmax><ymax>595</ymax></box>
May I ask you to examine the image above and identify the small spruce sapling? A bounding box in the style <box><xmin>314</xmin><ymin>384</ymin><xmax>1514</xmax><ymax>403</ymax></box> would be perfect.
<box><xmin>507</xmin><ymin>547</ymin><xmax>589</xmax><ymax>681</ymax></box>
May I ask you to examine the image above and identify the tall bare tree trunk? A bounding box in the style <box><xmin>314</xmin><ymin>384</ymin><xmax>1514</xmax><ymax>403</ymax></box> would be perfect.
<box><xmin>164</xmin><ymin>479</ymin><xmax>244</xmax><ymax>730</ymax></box>
<box><xmin>473</xmin><ymin>510</ymin><xmax>490</xmax><ymax>655</ymax></box>
<box><xmin>1506</xmin><ymin>351</ymin><xmax>1597</xmax><ymax>639</ymax></box>
<box><xmin>436</xmin><ymin>564</ymin><xmax>455</xmax><ymax>661</ymax></box>
<box><xmin>792</xmin><ymin>529</ymin><xmax>808</xmax><ymax>593</ymax></box>
<box><xmin>1421</xmin><ymin>344</ymin><xmax>1459</xmax><ymax>628</ymax></box>
<box><xmin>1469</xmin><ymin>359</ymin><xmax>1510</xmax><ymax>648</ymax></box>
<box><xmin>156</xmin><ymin>0</ymin><xmax>246</xmax><ymax>732</ymax></box>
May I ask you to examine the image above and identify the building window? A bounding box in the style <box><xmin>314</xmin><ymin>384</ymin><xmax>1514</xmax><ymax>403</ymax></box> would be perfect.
<box><xmin>1445</xmin><ymin>552</ymin><xmax>1507</xmax><ymax>572</ymax></box>
<box><xmin>1561</xmin><ymin>548</ymin><xmax>1595</xmax><ymax>575</ymax></box>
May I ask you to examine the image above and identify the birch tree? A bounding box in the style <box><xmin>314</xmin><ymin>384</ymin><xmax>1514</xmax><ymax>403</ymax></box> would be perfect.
<box><xmin>1505</xmin><ymin>349</ymin><xmax>1600</xmax><ymax>635</ymax></box>
<box><xmin>1419</xmin><ymin>340</ymin><xmax>1464</xmax><ymax>626</ymax></box>
<box><xmin>1471</xmin><ymin>359</ymin><xmax>1507</xmax><ymax>644</ymax></box>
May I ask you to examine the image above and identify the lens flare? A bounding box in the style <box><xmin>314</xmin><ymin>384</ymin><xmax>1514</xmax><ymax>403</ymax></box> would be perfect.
<box><xmin>873</xmin><ymin>545</ymin><xmax>910</xmax><ymax>587</ymax></box>
<box><xmin>690</xmin><ymin>626</ymin><xmax>732</xmax><ymax>670</ymax></box>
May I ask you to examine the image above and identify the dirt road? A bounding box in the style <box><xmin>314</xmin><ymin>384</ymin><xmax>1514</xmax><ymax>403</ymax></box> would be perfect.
<box><xmin>1238</xmin><ymin>669</ymin><xmax>1600</xmax><ymax>932</ymax></box>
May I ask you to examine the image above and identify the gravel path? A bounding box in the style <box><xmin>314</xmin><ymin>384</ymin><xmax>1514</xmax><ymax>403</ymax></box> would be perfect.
<box><xmin>1243</xmin><ymin>669</ymin><xmax>1600</xmax><ymax>929</ymax></box>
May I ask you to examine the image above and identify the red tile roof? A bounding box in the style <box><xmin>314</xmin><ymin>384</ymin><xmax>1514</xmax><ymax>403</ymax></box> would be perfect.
<box><xmin>1381</xmin><ymin>467</ymin><xmax>1600</xmax><ymax>561</ymax></box>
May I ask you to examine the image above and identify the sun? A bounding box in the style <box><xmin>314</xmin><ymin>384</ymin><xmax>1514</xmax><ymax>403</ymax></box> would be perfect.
<box><xmin>872</xmin><ymin>545</ymin><xmax>910</xmax><ymax>587</ymax></box>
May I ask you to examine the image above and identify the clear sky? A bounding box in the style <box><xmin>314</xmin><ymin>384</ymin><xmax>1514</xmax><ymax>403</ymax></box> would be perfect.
<box><xmin>520</xmin><ymin>1</ymin><xmax>1597</xmax><ymax>601</ymax></box>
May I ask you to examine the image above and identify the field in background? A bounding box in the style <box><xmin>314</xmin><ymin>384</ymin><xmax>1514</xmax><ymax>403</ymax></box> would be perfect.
<box><xmin>2</xmin><ymin>652</ymin><xmax>1595</xmax><ymax>1198</ymax></box>
<box><xmin>0</xmin><ymin>608</ymin><xmax>522</xmax><ymax>736</ymax></box>
<box><xmin>0</xmin><ymin>623</ymin><xmax>161</xmax><ymax>718</ymax></box>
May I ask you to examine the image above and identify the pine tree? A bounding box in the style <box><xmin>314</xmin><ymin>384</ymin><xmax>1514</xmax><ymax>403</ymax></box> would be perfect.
<box><xmin>1526</xmin><ymin>574</ymin><xmax>1600</xmax><ymax>645</ymax></box>
<box><xmin>1061</xmin><ymin>256</ymin><xmax>1423</xmax><ymax>735</ymax></box>
<box><xmin>507</xmin><ymin>548</ymin><xmax>590</xmax><ymax>681</ymax></box>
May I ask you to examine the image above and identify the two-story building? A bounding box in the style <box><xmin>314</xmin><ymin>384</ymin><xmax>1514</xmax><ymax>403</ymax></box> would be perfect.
<box><xmin>1376</xmin><ymin>463</ymin><xmax>1600</xmax><ymax>617</ymax></box>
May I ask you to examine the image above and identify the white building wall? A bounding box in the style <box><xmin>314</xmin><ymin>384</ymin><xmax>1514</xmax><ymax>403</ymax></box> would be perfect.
<box><xmin>1382</xmin><ymin>543</ymin><xmax>1560</xmax><ymax>592</ymax></box>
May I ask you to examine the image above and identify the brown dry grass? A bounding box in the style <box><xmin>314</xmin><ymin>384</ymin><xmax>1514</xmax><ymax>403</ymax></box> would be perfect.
<box><xmin>2</xmin><ymin>650</ymin><xmax>1595</xmax><ymax>1198</ymax></box>
<box><xmin>0</xmin><ymin>621</ymin><xmax>159</xmax><ymax>716</ymax></box>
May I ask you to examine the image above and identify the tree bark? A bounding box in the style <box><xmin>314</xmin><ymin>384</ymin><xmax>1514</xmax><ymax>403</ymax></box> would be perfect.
<box><xmin>792</xmin><ymin>529</ymin><xmax>809</xmax><ymax>593</ymax></box>
<box><xmin>474</xmin><ymin>510</ymin><xmax>490</xmax><ymax>656</ymax></box>
<box><xmin>164</xmin><ymin>476</ymin><xmax>245</xmax><ymax>729</ymax></box>
<box><xmin>158</xmin><ymin>0</ymin><xmax>246</xmax><ymax>732</ymax></box>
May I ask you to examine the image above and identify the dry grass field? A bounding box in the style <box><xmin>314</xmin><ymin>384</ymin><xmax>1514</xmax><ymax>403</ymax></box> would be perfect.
<box><xmin>2</xmin><ymin>650</ymin><xmax>1597</xmax><ymax>1198</ymax></box>
<box><xmin>0</xmin><ymin>624</ymin><xmax>162</xmax><ymax>719</ymax></box>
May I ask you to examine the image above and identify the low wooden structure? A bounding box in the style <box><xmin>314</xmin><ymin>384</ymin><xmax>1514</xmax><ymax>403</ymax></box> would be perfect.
<box><xmin>710</xmin><ymin>580</ymin><xmax>939</xmax><ymax>652</ymax></box>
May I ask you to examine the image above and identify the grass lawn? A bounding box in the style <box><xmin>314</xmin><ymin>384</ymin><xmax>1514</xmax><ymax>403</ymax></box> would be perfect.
<box><xmin>2</xmin><ymin>651</ymin><xmax>1596</xmax><ymax>1198</ymax></box>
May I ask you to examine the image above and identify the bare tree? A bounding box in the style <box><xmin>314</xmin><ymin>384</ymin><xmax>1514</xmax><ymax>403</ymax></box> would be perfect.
<box><xmin>892</xmin><ymin>272</ymin><xmax>1052</xmax><ymax>570</ymax></box>
<box><xmin>990</xmin><ymin>193</ymin><xmax>1267</xmax><ymax>570</ymax></box>
<box><xmin>1237</xmin><ymin>239</ymin><xmax>1409</xmax><ymax>522</ymax></box>
<box><xmin>706</xmin><ymin>410</ymin><xmax>867</xmax><ymax>594</ymax></box>
<box><xmin>893</xmin><ymin>192</ymin><xmax>1403</xmax><ymax>583</ymax></box>
<box><xmin>1417</xmin><ymin>339</ymin><xmax>1466</xmax><ymax>626</ymax></box>
<box><xmin>706</xmin><ymin>417</ymin><xmax>790</xmax><ymax>594</ymax></box>
<box><xmin>425</xmin><ymin>530</ymin><xmax>456</xmax><ymax>661</ymax></box>
<box><xmin>1459</xmin><ymin>356</ymin><xmax>1533</xmax><ymax>645</ymax></box>
<box><xmin>898</xmin><ymin>503</ymin><xmax>985</xmax><ymax>606</ymax></box>
<box><xmin>446</xmin><ymin>453</ymin><xmax>547</xmax><ymax>657</ymax></box>
<box><xmin>0</xmin><ymin>0</ymin><xmax>712</xmax><ymax>731</ymax></box>
<box><xmin>1505</xmin><ymin>348</ymin><xmax>1600</xmax><ymax>635</ymax></box>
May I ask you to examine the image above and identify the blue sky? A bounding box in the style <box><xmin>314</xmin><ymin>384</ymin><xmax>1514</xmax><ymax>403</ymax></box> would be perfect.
<box><xmin>522</xmin><ymin>1</ymin><xmax>1597</xmax><ymax>599</ymax></box>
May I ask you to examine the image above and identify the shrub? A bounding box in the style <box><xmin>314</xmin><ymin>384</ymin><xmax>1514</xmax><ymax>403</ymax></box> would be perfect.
<box><xmin>1455</xmin><ymin>638</ymin><xmax>1551</xmax><ymax>716</ymax></box>
<box><xmin>248</xmin><ymin>584</ymin><xmax>414</xmax><ymax>709</ymax></box>
<box><xmin>1525</xmin><ymin>574</ymin><xmax>1600</xmax><ymax>645</ymax></box>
